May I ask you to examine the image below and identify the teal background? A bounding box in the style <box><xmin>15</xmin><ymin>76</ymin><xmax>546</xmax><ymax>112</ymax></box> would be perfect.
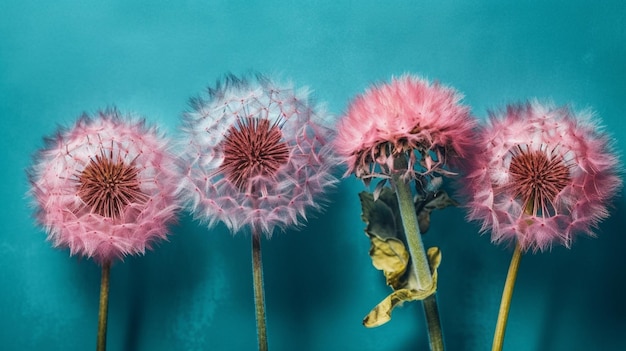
<box><xmin>1</xmin><ymin>1</ymin><xmax>625</xmax><ymax>350</ymax></box>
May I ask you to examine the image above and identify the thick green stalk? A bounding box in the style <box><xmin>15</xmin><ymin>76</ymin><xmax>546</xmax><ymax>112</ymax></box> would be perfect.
<box><xmin>391</xmin><ymin>158</ymin><xmax>444</xmax><ymax>351</ymax></box>
<box><xmin>423</xmin><ymin>295</ymin><xmax>444</xmax><ymax>351</ymax></box>
<box><xmin>252</xmin><ymin>232</ymin><xmax>268</xmax><ymax>351</ymax></box>
<box><xmin>392</xmin><ymin>173</ymin><xmax>432</xmax><ymax>290</ymax></box>
<box><xmin>492</xmin><ymin>242</ymin><xmax>523</xmax><ymax>351</ymax></box>
<box><xmin>97</xmin><ymin>261</ymin><xmax>111</xmax><ymax>351</ymax></box>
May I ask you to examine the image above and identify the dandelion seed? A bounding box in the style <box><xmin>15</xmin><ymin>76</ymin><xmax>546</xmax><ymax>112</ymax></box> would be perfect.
<box><xmin>28</xmin><ymin>109</ymin><xmax>179</xmax><ymax>263</ymax></box>
<box><xmin>463</xmin><ymin>101</ymin><xmax>622</xmax><ymax>251</ymax></box>
<box><xmin>178</xmin><ymin>74</ymin><xmax>337</xmax><ymax>237</ymax></box>
<box><xmin>334</xmin><ymin>74</ymin><xmax>476</xmax><ymax>182</ymax></box>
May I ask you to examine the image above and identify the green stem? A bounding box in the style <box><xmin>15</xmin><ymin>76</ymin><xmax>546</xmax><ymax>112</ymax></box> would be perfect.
<box><xmin>391</xmin><ymin>158</ymin><xmax>444</xmax><ymax>351</ymax></box>
<box><xmin>423</xmin><ymin>295</ymin><xmax>444</xmax><ymax>351</ymax></box>
<box><xmin>97</xmin><ymin>261</ymin><xmax>111</xmax><ymax>351</ymax></box>
<box><xmin>492</xmin><ymin>242</ymin><xmax>523</xmax><ymax>351</ymax></box>
<box><xmin>392</xmin><ymin>173</ymin><xmax>432</xmax><ymax>290</ymax></box>
<box><xmin>252</xmin><ymin>232</ymin><xmax>268</xmax><ymax>351</ymax></box>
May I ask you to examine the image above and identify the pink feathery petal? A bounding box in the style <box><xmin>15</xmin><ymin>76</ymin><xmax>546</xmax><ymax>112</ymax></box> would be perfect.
<box><xmin>463</xmin><ymin>101</ymin><xmax>622</xmax><ymax>252</ymax></box>
<box><xmin>28</xmin><ymin>109</ymin><xmax>180</xmax><ymax>264</ymax></box>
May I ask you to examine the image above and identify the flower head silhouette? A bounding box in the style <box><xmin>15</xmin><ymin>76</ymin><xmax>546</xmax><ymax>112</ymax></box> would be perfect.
<box><xmin>178</xmin><ymin>75</ymin><xmax>337</xmax><ymax>236</ymax></box>
<box><xmin>334</xmin><ymin>75</ymin><xmax>476</xmax><ymax>182</ymax></box>
<box><xmin>28</xmin><ymin>109</ymin><xmax>179</xmax><ymax>264</ymax></box>
<box><xmin>464</xmin><ymin>101</ymin><xmax>622</xmax><ymax>251</ymax></box>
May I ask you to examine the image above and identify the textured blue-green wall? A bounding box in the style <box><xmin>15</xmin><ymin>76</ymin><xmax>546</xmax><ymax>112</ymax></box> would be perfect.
<box><xmin>1</xmin><ymin>1</ymin><xmax>624</xmax><ymax>350</ymax></box>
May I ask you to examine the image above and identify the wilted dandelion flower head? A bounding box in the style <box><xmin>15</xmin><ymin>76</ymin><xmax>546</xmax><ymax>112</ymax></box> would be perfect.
<box><xmin>28</xmin><ymin>109</ymin><xmax>179</xmax><ymax>264</ymax></box>
<box><xmin>178</xmin><ymin>75</ymin><xmax>338</xmax><ymax>236</ymax></box>
<box><xmin>464</xmin><ymin>101</ymin><xmax>622</xmax><ymax>251</ymax></box>
<box><xmin>334</xmin><ymin>75</ymin><xmax>476</xmax><ymax>183</ymax></box>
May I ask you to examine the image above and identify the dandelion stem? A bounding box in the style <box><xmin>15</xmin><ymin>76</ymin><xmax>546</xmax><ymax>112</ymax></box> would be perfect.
<box><xmin>391</xmin><ymin>157</ymin><xmax>444</xmax><ymax>351</ymax></box>
<box><xmin>492</xmin><ymin>241</ymin><xmax>523</xmax><ymax>351</ymax></box>
<box><xmin>97</xmin><ymin>261</ymin><xmax>111</xmax><ymax>351</ymax></box>
<box><xmin>392</xmin><ymin>173</ymin><xmax>432</xmax><ymax>288</ymax></box>
<box><xmin>252</xmin><ymin>231</ymin><xmax>268</xmax><ymax>351</ymax></box>
<box><xmin>423</xmin><ymin>295</ymin><xmax>444</xmax><ymax>351</ymax></box>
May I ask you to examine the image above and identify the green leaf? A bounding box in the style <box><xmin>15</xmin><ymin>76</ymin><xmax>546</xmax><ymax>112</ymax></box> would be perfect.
<box><xmin>359</xmin><ymin>189</ymin><xmax>402</xmax><ymax>240</ymax></box>
<box><xmin>415</xmin><ymin>190</ymin><xmax>459</xmax><ymax>234</ymax></box>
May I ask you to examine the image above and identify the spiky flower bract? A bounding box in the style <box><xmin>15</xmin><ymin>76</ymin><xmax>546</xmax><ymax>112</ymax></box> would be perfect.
<box><xmin>28</xmin><ymin>109</ymin><xmax>180</xmax><ymax>264</ymax></box>
<box><xmin>178</xmin><ymin>75</ymin><xmax>338</xmax><ymax>236</ymax></box>
<box><xmin>464</xmin><ymin>101</ymin><xmax>622</xmax><ymax>252</ymax></box>
<box><xmin>334</xmin><ymin>74</ymin><xmax>476</xmax><ymax>182</ymax></box>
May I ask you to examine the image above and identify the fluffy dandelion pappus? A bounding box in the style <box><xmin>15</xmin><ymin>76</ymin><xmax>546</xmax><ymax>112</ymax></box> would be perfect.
<box><xmin>28</xmin><ymin>109</ymin><xmax>180</xmax><ymax>264</ymax></box>
<box><xmin>178</xmin><ymin>74</ymin><xmax>338</xmax><ymax>236</ymax></box>
<box><xmin>334</xmin><ymin>74</ymin><xmax>476</xmax><ymax>182</ymax></box>
<box><xmin>464</xmin><ymin>101</ymin><xmax>622</xmax><ymax>252</ymax></box>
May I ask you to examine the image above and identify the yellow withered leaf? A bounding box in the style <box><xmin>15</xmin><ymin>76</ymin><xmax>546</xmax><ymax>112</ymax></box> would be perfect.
<box><xmin>368</xmin><ymin>236</ymin><xmax>409</xmax><ymax>289</ymax></box>
<box><xmin>363</xmin><ymin>247</ymin><xmax>441</xmax><ymax>328</ymax></box>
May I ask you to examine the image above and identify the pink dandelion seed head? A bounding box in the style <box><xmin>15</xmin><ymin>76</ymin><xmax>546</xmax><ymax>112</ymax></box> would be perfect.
<box><xmin>27</xmin><ymin>109</ymin><xmax>180</xmax><ymax>264</ymax></box>
<box><xmin>334</xmin><ymin>74</ymin><xmax>477</xmax><ymax>182</ymax></box>
<box><xmin>463</xmin><ymin>101</ymin><xmax>622</xmax><ymax>252</ymax></box>
<box><xmin>178</xmin><ymin>75</ymin><xmax>338</xmax><ymax>237</ymax></box>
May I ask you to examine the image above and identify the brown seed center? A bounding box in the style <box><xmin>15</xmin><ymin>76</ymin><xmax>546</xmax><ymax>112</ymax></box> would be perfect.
<box><xmin>508</xmin><ymin>145</ymin><xmax>570</xmax><ymax>216</ymax></box>
<box><xmin>77</xmin><ymin>150</ymin><xmax>147</xmax><ymax>218</ymax></box>
<box><xmin>219</xmin><ymin>117</ymin><xmax>290</xmax><ymax>190</ymax></box>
